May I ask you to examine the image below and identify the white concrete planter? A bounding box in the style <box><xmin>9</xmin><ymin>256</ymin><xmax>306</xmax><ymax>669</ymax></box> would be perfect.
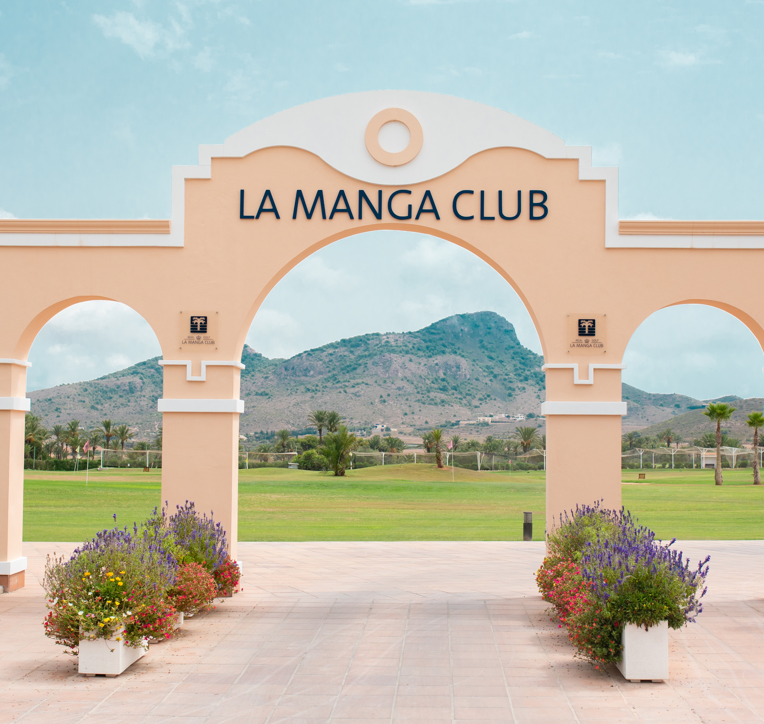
<box><xmin>78</xmin><ymin>635</ymin><xmax>147</xmax><ymax>676</ymax></box>
<box><xmin>616</xmin><ymin>620</ymin><xmax>669</xmax><ymax>682</ymax></box>
<box><xmin>174</xmin><ymin>611</ymin><xmax>184</xmax><ymax>629</ymax></box>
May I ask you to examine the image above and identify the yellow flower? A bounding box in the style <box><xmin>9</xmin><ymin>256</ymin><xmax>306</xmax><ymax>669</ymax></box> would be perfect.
<box><xmin>107</xmin><ymin>572</ymin><xmax>113</xmax><ymax>577</ymax></box>
<box><xmin>98</xmin><ymin>623</ymin><xmax>104</xmax><ymax>628</ymax></box>
<box><xmin>118</xmin><ymin>582</ymin><xmax>123</xmax><ymax>586</ymax></box>
<box><xmin>115</xmin><ymin>577</ymin><xmax>121</xmax><ymax>582</ymax></box>
<box><xmin>120</xmin><ymin>571</ymin><xmax>125</xmax><ymax>575</ymax></box>
<box><xmin>84</xmin><ymin>572</ymin><xmax>90</xmax><ymax>577</ymax></box>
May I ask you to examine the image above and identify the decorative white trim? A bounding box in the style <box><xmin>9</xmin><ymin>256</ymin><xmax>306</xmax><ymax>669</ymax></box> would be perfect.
<box><xmin>0</xmin><ymin>397</ymin><xmax>31</xmax><ymax>411</ymax></box>
<box><xmin>0</xmin><ymin>556</ymin><xmax>27</xmax><ymax>575</ymax></box>
<box><xmin>541</xmin><ymin>401</ymin><xmax>627</xmax><ymax>416</ymax></box>
<box><xmin>611</xmin><ymin>234</ymin><xmax>764</xmax><ymax>249</ymax></box>
<box><xmin>0</xmin><ymin>359</ymin><xmax>31</xmax><ymax>367</ymax></box>
<box><xmin>542</xmin><ymin>363</ymin><xmax>626</xmax><ymax>385</ymax></box>
<box><xmin>158</xmin><ymin>399</ymin><xmax>244</xmax><ymax>414</ymax></box>
<box><xmin>158</xmin><ymin>359</ymin><xmax>245</xmax><ymax>382</ymax></box>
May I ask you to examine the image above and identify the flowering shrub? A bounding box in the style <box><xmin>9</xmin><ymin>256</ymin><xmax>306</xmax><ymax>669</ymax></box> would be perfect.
<box><xmin>145</xmin><ymin>501</ymin><xmax>228</xmax><ymax>573</ymax></box>
<box><xmin>43</xmin><ymin>516</ymin><xmax>178</xmax><ymax>652</ymax></box>
<box><xmin>538</xmin><ymin>503</ymin><xmax>710</xmax><ymax>668</ymax></box>
<box><xmin>168</xmin><ymin>563</ymin><xmax>218</xmax><ymax>615</ymax></box>
<box><xmin>213</xmin><ymin>556</ymin><xmax>241</xmax><ymax>597</ymax></box>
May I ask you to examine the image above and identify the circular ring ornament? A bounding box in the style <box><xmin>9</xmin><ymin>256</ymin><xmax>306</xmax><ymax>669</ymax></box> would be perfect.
<box><xmin>364</xmin><ymin>108</ymin><xmax>423</xmax><ymax>167</ymax></box>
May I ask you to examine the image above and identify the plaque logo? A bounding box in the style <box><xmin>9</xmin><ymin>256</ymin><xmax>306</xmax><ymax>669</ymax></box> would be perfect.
<box><xmin>578</xmin><ymin>319</ymin><xmax>595</xmax><ymax>337</ymax></box>
<box><xmin>191</xmin><ymin>316</ymin><xmax>208</xmax><ymax>334</ymax></box>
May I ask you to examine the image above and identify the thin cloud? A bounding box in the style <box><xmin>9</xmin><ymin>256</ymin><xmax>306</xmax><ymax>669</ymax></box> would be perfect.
<box><xmin>510</xmin><ymin>30</ymin><xmax>535</xmax><ymax>40</ymax></box>
<box><xmin>92</xmin><ymin>11</ymin><xmax>189</xmax><ymax>59</ymax></box>
<box><xmin>599</xmin><ymin>51</ymin><xmax>625</xmax><ymax>60</ymax></box>
<box><xmin>0</xmin><ymin>208</ymin><xmax>16</xmax><ymax>219</ymax></box>
<box><xmin>624</xmin><ymin>212</ymin><xmax>673</xmax><ymax>221</ymax></box>
<box><xmin>194</xmin><ymin>47</ymin><xmax>214</xmax><ymax>72</ymax></box>
<box><xmin>592</xmin><ymin>142</ymin><xmax>622</xmax><ymax>167</ymax></box>
<box><xmin>658</xmin><ymin>50</ymin><xmax>721</xmax><ymax>68</ymax></box>
<box><xmin>335</xmin><ymin>62</ymin><xmax>350</xmax><ymax>72</ymax></box>
<box><xmin>0</xmin><ymin>53</ymin><xmax>15</xmax><ymax>90</ymax></box>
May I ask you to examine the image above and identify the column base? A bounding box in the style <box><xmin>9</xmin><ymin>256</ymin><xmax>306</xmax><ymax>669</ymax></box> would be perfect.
<box><xmin>0</xmin><ymin>570</ymin><xmax>25</xmax><ymax>592</ymax></box>
<box><xmin>0</xmin><ymin>556</ymin><xmax>27</xmax><ymax>592</ymax></box>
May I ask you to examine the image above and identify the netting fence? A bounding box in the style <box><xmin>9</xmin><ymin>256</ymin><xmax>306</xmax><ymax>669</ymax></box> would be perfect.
<box><xmin>621</xmin><ymin>446</ymin><xmax>761</xmax><ymax>470</ymax></box>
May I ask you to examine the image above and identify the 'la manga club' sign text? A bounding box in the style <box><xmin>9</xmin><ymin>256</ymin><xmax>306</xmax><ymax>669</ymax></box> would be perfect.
<box><xmin>239</xmin><ymin>188</ymin><xmax>549</xmax><ymax>222</ymax></box>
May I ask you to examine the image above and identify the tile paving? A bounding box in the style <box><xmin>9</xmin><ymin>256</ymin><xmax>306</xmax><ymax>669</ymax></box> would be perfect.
<box><xmin>0</xmin><ymin>540</ymin><xmax>762</xmax><ymax>722</ymax></box>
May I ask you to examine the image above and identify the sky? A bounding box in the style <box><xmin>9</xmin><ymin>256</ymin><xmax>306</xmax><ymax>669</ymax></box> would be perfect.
<box><xmin>2</xmin><ymin>1</ymin><xmax>764</xmax><ymax>399</ymax></box>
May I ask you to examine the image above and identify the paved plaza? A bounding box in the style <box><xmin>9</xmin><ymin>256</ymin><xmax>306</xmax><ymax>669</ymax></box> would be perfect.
<box><xmin>0</xmin><ymin>540</ymin><xmax>763</xmax><ymax>723</ymax></box>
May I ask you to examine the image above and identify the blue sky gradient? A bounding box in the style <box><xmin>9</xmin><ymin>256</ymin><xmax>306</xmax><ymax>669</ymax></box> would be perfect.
<box><xmin>2</xmin><ymin>1</ymin><xmax>764</xmax><ymax>399</ymax></box>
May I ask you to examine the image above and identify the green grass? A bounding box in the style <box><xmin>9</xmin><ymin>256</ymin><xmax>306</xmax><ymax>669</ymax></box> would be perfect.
<box><xmin>21</xmin><ymin>464</ymin><xmax>764</xmax><ymax>542</ymax></box>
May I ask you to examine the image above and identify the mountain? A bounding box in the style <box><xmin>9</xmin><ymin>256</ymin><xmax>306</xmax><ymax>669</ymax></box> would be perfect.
<box><xmin>27</xmin><ymin>311</ymin><xmax>715</xmax><ymax>439</ymax></box>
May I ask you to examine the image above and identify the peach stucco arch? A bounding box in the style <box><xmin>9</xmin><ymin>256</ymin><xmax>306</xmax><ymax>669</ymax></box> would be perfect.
<box><xmin>233</xmin><ymin>223</ymin><xmax>548</xmax><ymax>362</ymax></box>
<box><xmin>1</xmin><ymin>90</ymin><xmax>764</xmax><ymax>591</ymax></box>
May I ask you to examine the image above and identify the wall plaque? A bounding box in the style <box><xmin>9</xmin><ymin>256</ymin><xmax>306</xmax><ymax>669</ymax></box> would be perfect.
<box><xmin>567</xmin><ymin>314</ymin><xmax>606</xmax><ymax>354</ymax></box>
<box><xmin>179</xmin><ymin>311</ymin><xmax>218</xmax><ymax>350</ymax></box>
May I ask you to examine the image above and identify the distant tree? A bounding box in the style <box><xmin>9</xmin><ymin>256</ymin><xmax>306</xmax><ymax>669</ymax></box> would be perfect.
<box><xmin>747</xmin><ymin>411</ymin><xmax>764</xmax><ymax>486</ymax></box>
<box><xmin>703</xmin><ymin>402</ymin><xmax>736</xmax><ymax>485</ymax></box>
<box><xmin>326</xmin><ymin>411</ymin><xmax>344</xmax><ymax>433</ymax></box>
<box><xmin>99</xmin><ymin>419</ymin><xmax>116</xmax><ymax>450</ymax></box>
<box><xmin>276</xmin><ymin>429</ymin><xmax>293</xmax><ymax>453</ymax></box>
<box><xmin>24</xmin><ymin>414</ymin><xmax>48</xmax><ymax>459</ymax></box>
<box><xmin>51</xmin><ymin>424</ymin><xmax>66</xmax><ymax>460</ymax></box>
<box><xmin>658</xmin><ymin>428</ymin><xmax>676</xmax><ymax>448</ymax></box>
<box><xmin>65</xmin><ymin>420</ymin><xmax>82</xmax><ymax>457</ymax></box>
<box><xmin>298</xmin><ymin>435</ymin><xmax>319</xmax><ymax>452</ymax></box>
<box><xmin>462</xmin><ymin>439</ymin><xmax>482</xmax><ymax>452</ymax></box>
<box><xmin>382</xmin><ymin>437</ymin><xmax>405</xmax><ymax>453</ymax></box>
<box><xmin>307</xmin><ymin>410</ymin><xmax>328</xmax><ymax>443</ymax></box>
<box><xmin>368</xmin><ymin>435</ymin><xmax>383</xmax><ymax>451</ymax></box>
<box><xmin>623</xmin><ymin>431</ymin><xmax>640</xmax><ymax>450</ymax></box>
<box><xmin>513</xmin><ymin>426</ymin><xmax>541</xmax><ymax>453</ymax></box>
<box><xmin>153</xmin><ymin>427</ymin><xmax>163</xmax><ymax>450</ymax></box>
<box><xmin>115</xmin><ymin>424</ymin><xmax>134</xmax><ymax>451</ymax></box>
<box><xmin>323</xmin><ymin>425</ymin><xmax>358</xmax><ymax>476</ymax></box>
<box><xmin>430</xmin><ymin>428</ymin><xmax>444</xmax><ymax>468</ymax></box>
<box><xmin>449</xmin><ymin>434</ymin><xmax>461</xmax><ymax>452</ymax></box>
<box><xmin>694</xmin><ymin>432</ymin><xmax>740</xmax><ymax>449</ymax></box>
<box><xmin>421</xmin><ymin>431</ymin><xmax>434</xmax><ymax>453</ymax></box>
<box><xmin>134</xmin><ymin>441</ymin><xmax>150</xmax><ymax>451</ymax></box>
<box><xmin>482</xmin><ymin>435</ymin><xmax>503</xmax><ymax>454</ymax></box>
<box><xmin>86</xmin><ymin>429</ymin><xmax>103</xmax><ymax>452</ymax></box>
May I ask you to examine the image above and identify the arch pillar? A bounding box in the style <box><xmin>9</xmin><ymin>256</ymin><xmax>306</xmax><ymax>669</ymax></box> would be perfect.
<box><xmin>0</xmin><ymin>360</ymin><xmax>30</xmax><ymax>591</ymax></box>
<box><xmin>159</xmin><ymin>362</ymin><xmax>244</xmax><ymax>560</ymax></box>
<box><xmin>542</xmin><ymin>365</ymin><xmax>625</xmax><ymax>533</ymax></box>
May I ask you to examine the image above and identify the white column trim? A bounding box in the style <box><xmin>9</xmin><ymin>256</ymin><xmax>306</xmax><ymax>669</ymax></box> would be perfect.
<box><xmin>159</xmin><ymin>360</ymin><xmax>245</xmax><ymax>382</ymax></box>
<box><xmin>541</xmin><ymin>401</ymin><xmax>627</xmax><ymax>416</ymax></box>
<box><xmin>0</xmin><ymin>397</ymin><xmax>31</xmax><ymax>411</ymax></box>
<box><xmin>0</xmin><ymin>359</ymin><xmax>31</xmax><ymax>367</ymax></box>
<box><xmin>158</xmin><ymin>399</ymin><xmax>245</xmax><ymax>414</ymax></box>
<box><xmin>0</xmin><ymin>556</ymin><xmax>27</xmax><ymax>575</ymax></box>
<box><xmin>542</xmin><ymin>363</ymin><xmax>625</xmax><ymax>385</ymax></box>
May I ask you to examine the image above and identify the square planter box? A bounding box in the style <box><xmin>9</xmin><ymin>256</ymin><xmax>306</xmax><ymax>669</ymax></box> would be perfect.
<box><xmin>78</xmin><ymin>635</ymin><xmax>147</xmax><ymax>677</ymax></box>
<box><xmin>616</xmin><ymin>620</ymin><xmax>669</xmax><ymax>682</ymax></box>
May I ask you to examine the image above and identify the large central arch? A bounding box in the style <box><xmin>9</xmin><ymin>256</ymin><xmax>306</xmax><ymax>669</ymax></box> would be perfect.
<box><xmin>2</xmin><ymin>90</ymin><xmax>764</xmax><ymax>591</ymax></box>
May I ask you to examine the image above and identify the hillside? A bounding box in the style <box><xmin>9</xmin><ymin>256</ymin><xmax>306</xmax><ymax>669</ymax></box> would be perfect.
<box><xmin>28</xmin><ymin>311</ymin><xmax>711</xmax><ymax>439</ymax></box>
<box><xmin>636</xmin><ymin>396</ymin><xmax>764</xmax><ymax>445</ymax></box>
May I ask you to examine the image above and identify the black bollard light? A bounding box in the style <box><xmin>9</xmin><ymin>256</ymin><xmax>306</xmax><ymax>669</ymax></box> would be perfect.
<box><xmin>523</xmin><ymin>511</ymin><xmax>533</xmax><ymax>541</ymax></box>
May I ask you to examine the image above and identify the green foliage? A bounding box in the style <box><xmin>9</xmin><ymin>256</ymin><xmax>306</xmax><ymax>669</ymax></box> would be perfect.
<box><xmin>298</xmin><ymin>449</ymin><xmax>329</xmax><ymax>471</ymax></box>
<box><xmin>323</xmin><ymin>425</ymin><xmax>359</xmax><ymax>476</ymax></box>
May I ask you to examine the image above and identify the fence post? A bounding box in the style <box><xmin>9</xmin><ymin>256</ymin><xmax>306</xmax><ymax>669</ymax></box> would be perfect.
<box><xmin>382</xmin><ymin>452</ymin><xmax>385</xmax><ymax>466</ymax></box>
<box><xmin>523</xmin><ymin>512</ymin><xmax>533</xmax><ymax>541</ymax></box>
<box><xmin>414</xmin><ymin>452</ymin><xmax>416</xmax><ymax>464</ymax></box>
<box><xmin>477</xmin><ymin>452</ymin><xmax>481</xmax><ymax>472</ymax></box>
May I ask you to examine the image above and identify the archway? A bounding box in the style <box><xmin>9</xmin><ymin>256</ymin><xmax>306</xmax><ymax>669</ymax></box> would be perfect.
<box><xmin>3</xmin><ymin>90</ymin><xmax>764</xmax><ymax>591</ymax></box>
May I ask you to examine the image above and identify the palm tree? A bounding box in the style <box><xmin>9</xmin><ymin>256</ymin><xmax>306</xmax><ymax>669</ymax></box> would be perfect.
<box><xmin>325</xmin><ymin>411</ymin><xmax>344</xmax><ymax>433</ymax></box>
<box><xmin>703</xmin><ymin>402</ymin><xmax>736</xmax><ymax>485</ymax></box>
<box><xmin>747</xmin><ymin>411</ymin><xmax>764</xmax><ymax>485</ymax></box>
<box><xmin>307</xmin><ymin>410</ymin><xmax>328</xmax><ymax>443</ymax></box>
<box><xmin>514</xmin><ymin>426</ymin><xmax>541</xmax><ymax>453</ymax></box>
<box><xmin>115</xmin><ymin>424</ymin><xmax>134</xmax><ymax>451</ymax></box>
<box><xmin>24</xmin><ymin>414</ymin><xmax>49</xmax><ymax>459</ymax></box>
<box><xmin>430</xmin><ymin>428</ymin><xmax>444</xmax><ymax>468</ymax></box>
<box><xmin>421</xmin><ymin>431</ymin><xmax>434</xmax><ymax>453</ymax></box>
<box><xmin>99</xmin><ymin>419</ymin><xmax>116</xmax><ymax>450</ymax></box>
<box><xmin>449</xmin><ymin>434</ymin><xmax>461</xmax><ymax>452</ymax></box>
<box><xmin>483</xmin><ymin>435</ymin><xmax>504</xmax><ymax>454</ymax></box>
<box><xmin>276</xmin><ymin>429</ymin><xmax>293</xmax><ymax>453</ymax></box>
<box><xmin>87</xmin><ymin>429</ymin><xmax>103</xmax><ymax>451</ymax></box>
<box><xmin>658</xmin><ymin>428</ymin><xmax>676</xmax><ymax>449</ymax></box>
<box><xmin>51</xmin><ymin>424</ymin><xmax>66</xmax><ymax>459</ymax></box>
<box><xmin>323</xmin><ymin>425</ymin><xmax>358</xmax><ymax>476</ymax></box>
<box><xmin>623</xmin><ymin>431</ymin><xmax>640</xmax><ymax>450</ymax></box>
<box><xmin>65</xmin><ymin>420</ymin><xmax>81</xmax><ymax>458</ymax></box>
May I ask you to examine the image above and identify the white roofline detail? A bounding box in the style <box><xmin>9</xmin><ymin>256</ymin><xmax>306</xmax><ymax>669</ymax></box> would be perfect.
<box><xmin>158</xmin><ymin>359</ymin><xmax>245</xmax><ymax>382</ymax></box>
<box><xmin>542</xmin><ymin>363</ymin><xmax>626</xmax><ymax>385</ymax></box>
<box><xmin>1</xmin><ymin>91</ymin><xmax>762</xmax><ymax>249</ymax></box>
